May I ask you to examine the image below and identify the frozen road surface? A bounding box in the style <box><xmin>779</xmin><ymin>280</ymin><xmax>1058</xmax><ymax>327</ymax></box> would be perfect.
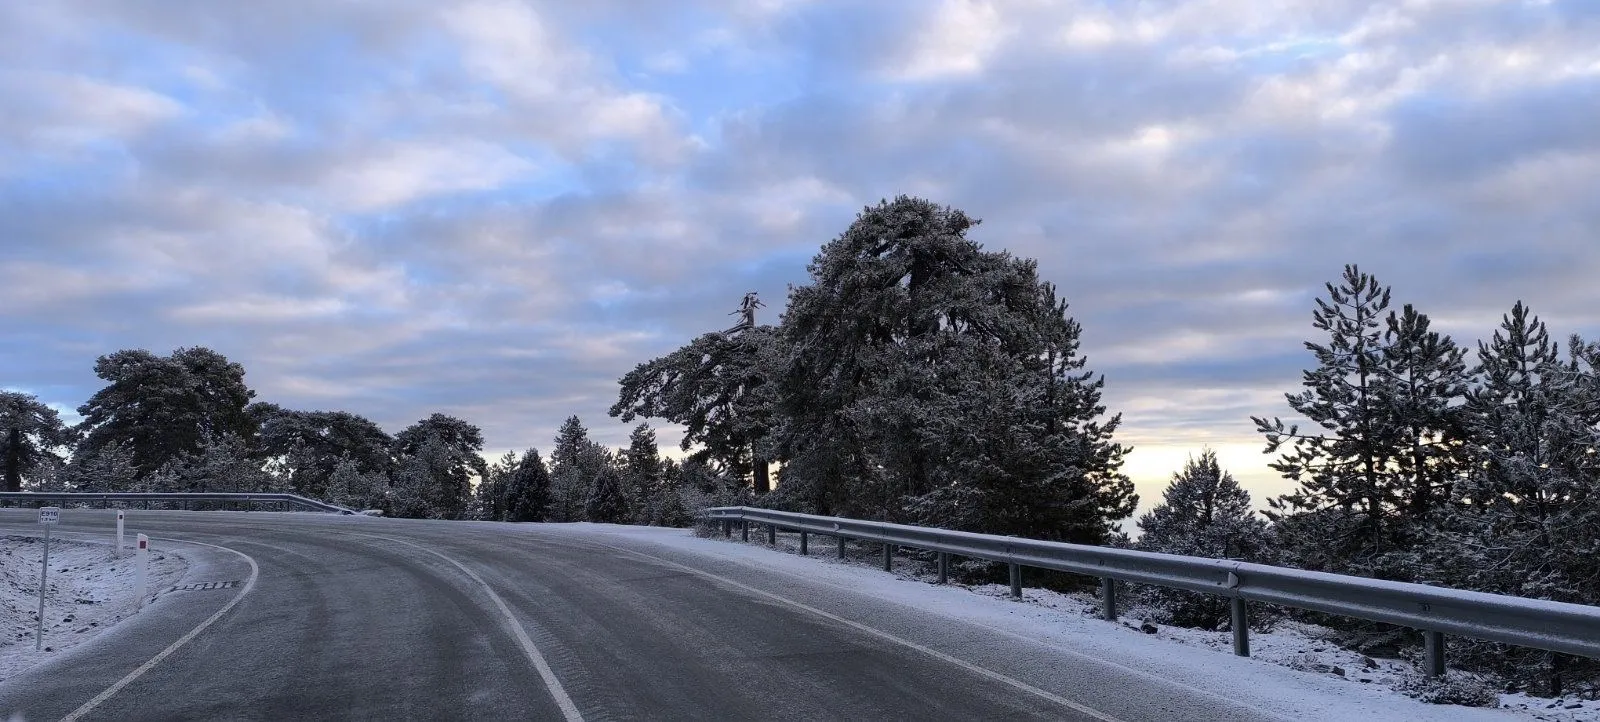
<box><xmin>0</xmin><ymin>510</ymin><xmax>1523</xmax><ymax>721</ymax></box>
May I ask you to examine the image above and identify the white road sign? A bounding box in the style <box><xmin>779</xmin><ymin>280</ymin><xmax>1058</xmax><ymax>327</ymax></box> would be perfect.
<box><xmin>38</xmin><ymin>507</ymin><xmax>59</xmax><ymax>525</ymax></box>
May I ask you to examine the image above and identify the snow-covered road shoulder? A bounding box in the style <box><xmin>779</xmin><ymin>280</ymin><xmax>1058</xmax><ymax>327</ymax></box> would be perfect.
<box><xmin>0</xmin><ymin>534</ymin><xmax>187</xmax><ymax>683</ymax></box>
<box><xmin>574</xmin><ymin>523</ymin><xmax>1598</xmax><ymax>722</ymax></box>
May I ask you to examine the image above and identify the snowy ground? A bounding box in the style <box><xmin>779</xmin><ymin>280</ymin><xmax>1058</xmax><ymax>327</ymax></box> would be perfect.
<box><xmin>583</xmin><ymin>523</ymin><xmax>1600</xmax><ymax>722</ymax></box>
<box><xmin>0</xmin><ymin>533</ymin><xmax>188</xmax><ymax>683</ymax></box>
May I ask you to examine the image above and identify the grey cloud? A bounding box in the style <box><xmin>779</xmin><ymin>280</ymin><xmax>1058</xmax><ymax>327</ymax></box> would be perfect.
<box><xmin>1387</xmin><ymin>77</ymin><xmax>1600</xmax><ymax>182</ymax></box>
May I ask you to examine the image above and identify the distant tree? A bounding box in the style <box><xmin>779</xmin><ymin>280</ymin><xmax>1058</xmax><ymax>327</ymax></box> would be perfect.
<box><xmin>326</xmin><ymin>453</ymin><xmax>390</xmax><ymax>511</ymax></box>
<box><xmin>156</xmin><ymin>432</ymin><xmax>277</xmax><ymax>494</ymax></box>
<box><xmin>1136</xmin><ymin>450</ymin><xmax>1272</xmax><ymax>628</ymax></box>
<box><xmin>622</xmin><ymin>424</ymin><xmax>663</xmax><ymax>524</ymax></box>
<box><xmin>0</xmin><ymin>391</ymin><xmax>76</xmax><ymax>492</ymax></box>
<box><xmin>611</xmin><ymin>323</ymin><xmax>781</xmax><ymax>494</ymax></box>
<box><xmin>390</xmin><ymin>437</ymin><xmax>450</xmax><ymax>519</ymax></box>
<box><xmin>654</xmin><ymin>460</ymin><xmax>694</xmax><ymax>527</ymax></box>
<box><xmin>584</xmin><ymin>464</ymin><xmax>630</xmax><ymax>524</ymax></box>
<box><xmin>76</xmin><ymin>348</ymin><xmax>257</xmax><ymax>479</ymax></box>
<box><xmin>61</xmin><ymin>439</ymin><xmax>138</xmax><ymax>493</ymax></box>
<box><xmin>254</xmin><ymin>406</ymin><xmax>394</xmax><ymax>498</ymax></box>
<box><xmin>549</xmin><ymin>416</ymin><xmax>611</xmax><ymax>522</ymax></box>
<box><xmin>476</xmin><ymin>451</ymin><xmax>518</xmax><ymax>521</ymax></box>
<box><xmin>392</xmin><ymin>414</ymin><xmax>487</xmax><ymax>520</ymax></box>
<box><xmin>503</xmin><ymin>448</ymin><xmax>552</xmax><ymax>523</ymax></box>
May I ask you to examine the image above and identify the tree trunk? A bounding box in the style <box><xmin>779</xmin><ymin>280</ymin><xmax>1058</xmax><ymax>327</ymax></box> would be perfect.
<box><xmin>3</xmin><ymin>428</ymin><xmax>21</xmax><ymax>493</ymax></box>
<box><xmin>752</xmin><ymin>443</ymin><xmax>771</xmax><ymax>495</ymax></box>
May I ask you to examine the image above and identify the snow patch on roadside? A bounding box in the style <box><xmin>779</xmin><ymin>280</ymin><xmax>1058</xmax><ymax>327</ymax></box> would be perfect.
<box><xmin>574</xmin><ymin>523</ymin><xmax>1598</xmax><ymax>722</ymax></box>
<box><xmin>0</xmin><ymin>534</ymin><xmax>188</xmax><ymax>683</ymax></box>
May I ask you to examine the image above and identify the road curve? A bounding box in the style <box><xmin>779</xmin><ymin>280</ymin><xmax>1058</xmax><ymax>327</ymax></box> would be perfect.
<box><xmin>0</xmin><ymin>510</ymin><xmax>1286</xmax><ymax>721</ymax></box>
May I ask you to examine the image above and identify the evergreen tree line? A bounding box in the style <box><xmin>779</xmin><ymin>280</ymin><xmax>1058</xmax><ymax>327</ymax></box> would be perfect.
<box><xmin>1134</xmin><ymin>265</ymin><xmax>1600</xmax><ymax>694</ymax></box>
<box><xmin>0</xmin><ymin>349</ymin><xmax>748</xmax><ymax>526</ymax></box>
<box><xmin>0</xmin><ymin>348</ymin><xmax>493</xmax><ymax>520</ymax></box>
<box><xmin>471</xmin><ymin>416</ymin><xmax>730</xmax><ymax>527</ymax></box>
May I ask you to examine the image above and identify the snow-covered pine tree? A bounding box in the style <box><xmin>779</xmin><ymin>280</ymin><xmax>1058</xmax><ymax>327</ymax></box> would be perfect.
<box><xmin>654</xmin><ymin>461</ymin><xmax>693</xmax><ymax>527</ymax></box>
<box><xmin>778</xmin><ymin>196</ymin><xmax>1135</xmax><ymax>543</ymax></box>
<box><xmin>503</xmin><ymin>448</ymin><xmax>552</xmax><ymax>523</ymax></box>
<box><xmin>1135</xmin><ymin>450</ymin><xmax>1271</xmax><ymax>628</ymax></box>
<box><xmin>584</xmin><ymin>464</ymin><xmax>630</xmax><ymax>524</ymax></box>
<box><xmin>475</xmin><ymin>451</ymin><xmax>517</xmax><ymax>521</ymax></box>
<box><xmin>0</xmin><ymin>391</ymin><xmax>75</xmax><ymax>493</ymax></box>
<box><xmin>393</xmin><ymin>414</ymin><xmax>487</xmax><ymax>521</ymax></box>
<box><xmin>1138</xmin><ymin>450</ymin><xmax>1270</xmax><ymax>559</ymax></box>
<box><xmin>1377</xmin><ymin>304</ymin><xmax>1471</xmax><ymax>550</ymax></box>
<box><xmin>1254</xmin><ymin>265</ymin><xmax>1409</xmax><ymax>576</ymax></box>
<box><xmin>548</xmin><ymin>417</ymin><xmax>603</xmax><ymax>522</ymax></box>
<box><xmin>326</xmin><ymin>453</ymin><xmax>388</xmax><ymax>511</ymax></box>
<box><xmin>389</xmin><ymin>442</ymin><xmax>441</xmax><ymax>519</ymax></box>
<box><xmin>1424</xmin><ymin>307</ymin><xmax>1600</xmax><ymax>692</ymax></box>
<box><xmin>623</xmin><ymin>423</ymin><xmax>663</xmax><ymax>525</ymax></box>
<box><xmin>158</xmin><ymin>432</ymin><xmax>276</xmax><ymax>494</ymax></box>
<box><xmin>611</xmin><ymin>323</ymin><xmax>781</xmax><ymax>495</ymax></box>
<box><xmin>62</xmin><ymin>438</ymin><xmax>138</xmax><ymax>492</ymax></box>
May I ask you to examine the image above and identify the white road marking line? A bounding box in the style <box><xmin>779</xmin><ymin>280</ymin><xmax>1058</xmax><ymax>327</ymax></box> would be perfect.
<box><xmin>586</xmin><ymin>540</ymin><xmax>1127</xmax><ymax>722</ymax></box>
<box><xmin>61</xmin><ymin>537</ymin><xmax>260</xmax><ymax>722</ymax></box>
<box><xmin>605</xmin><ymin>533</ymin><xmax>1295</xmax><ymax>722</ymax></box>
<box><xmin>348</xmin><ymin>533</ymin><xmax>584</xmax><ymax>722</ymax></box>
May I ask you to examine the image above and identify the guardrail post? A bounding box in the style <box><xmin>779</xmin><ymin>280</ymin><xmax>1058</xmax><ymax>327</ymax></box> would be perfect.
<box><xmin>1100</xmin><ymin>577</ymin><xmax>1117</xmax><ymax>621</ymax></box>
<box><xmin>1231</xmin><ymin>598</ymin><xmax>1250</xmax><ymax>657</ymax></box>
<box><xmin>766</xmin><ymin>524</ymin><xmax>776</xmax><ymax>545</ymax></box>
<box><xmin>937</xmin><ymin>552</ymin><xmax>949</xmax><ymax>584</ymax></box>
<box><xmin>883</xmin><ymin>544</ymin><xmax>893</xmax><ymax>571</ymax></box>
<box><xmin>741</xmin><ymin>521</ymin><xmax>749</xmax><ymax>542</ymax></box>
<box><xmin>799</xmin><ymin>531</ymin><xmax>809</xmax><ymax>555</ymax></box>
<box><xmin>1009</xmin><ymin>563</ymin><xmax>1022</xmax><ymax>598</ymax></box>
<box><xmin>721</xmin><ymin>520</ymin><xmax>731</xmax><ymax>537</ymax></box>
<box><xmin>1423</xmin><ymin>631</ymin><xmax>1445</xmax><ymax>677</ymax></box>
<box><xmin>837</xmin><ymin>536</ymin><xmax>846</xmax><ymax>559</ymax></box>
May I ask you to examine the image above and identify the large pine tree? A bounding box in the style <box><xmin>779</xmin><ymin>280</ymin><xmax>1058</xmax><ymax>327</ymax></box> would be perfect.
<box><xmin>0</xmin><ymin>391</ymin><xmax>75</xmax><ymax>492</ymax></box>
<box><xmin>776</xmin><ymin>196</ymin><xmax>1135</xmax><ymax>542</ymax></box>
<box><xmin>1254</xmin><ymin>265</ymin><xmax>1407</xmax><ymax>575</ymax></box>
<box><xmin>76</xmin><ymin>347</ymin><xmax>258</xmax><ymax>479</ymax></box>
<box><xmin>393</xmin><ymin>414</ymin><xmax>487</xmax><ymax>520</ymax></box>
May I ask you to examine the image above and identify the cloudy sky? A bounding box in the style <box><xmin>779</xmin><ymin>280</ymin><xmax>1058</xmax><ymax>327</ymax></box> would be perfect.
<box><xmin>4</xmin><ymin>0</ymin><xmax>1598</xmax><ymax>519</ymax></box>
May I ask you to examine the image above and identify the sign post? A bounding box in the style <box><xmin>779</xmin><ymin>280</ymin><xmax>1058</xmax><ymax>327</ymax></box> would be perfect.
<box><xmin>135</xmin><ymin>534</ymin><xmax>149</xmax><ymax>611</ymax></box>
<box><xmin>36</xmin><ymin>507</ymin><xmax>60</xmax><ymax>651</ymax></box>
<box><xmin>116</xmin><ymin>510</ymin><xmax>125</xmax><ymax>556</ymax></box>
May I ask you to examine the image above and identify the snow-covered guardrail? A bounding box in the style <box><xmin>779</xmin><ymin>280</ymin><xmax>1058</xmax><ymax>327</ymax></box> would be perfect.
<box><xmin>0</xmin><ymin>492</ymin><xmax>355</xmax><ymax>515</ymax></box>
<box><xmin>699</xmin><ymin>506</ymin><xmax>1600</xmax><ymax>677</ymax></box>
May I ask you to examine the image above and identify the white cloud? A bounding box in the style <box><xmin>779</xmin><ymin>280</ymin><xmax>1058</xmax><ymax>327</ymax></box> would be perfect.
<box><xmin>2</xmin><ymin>72</ymin><xmax>183</xmax><ymax>148</ymax></box>
<box><xmin>887</xmin><ymin>0</ymin><xmax>1010</xmax><ymax>80</ymax></box>
<box><xmin>320</xmin><ymin>138</ymin><xmax>536</xmax><ymax>212</ymax></box>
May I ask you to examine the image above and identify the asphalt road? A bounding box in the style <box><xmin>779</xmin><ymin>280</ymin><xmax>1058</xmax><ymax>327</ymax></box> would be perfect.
<box><xmin>0</xmin><ymin>510</ymin><xmax>1287</xmax><ymax>721</ymax></box>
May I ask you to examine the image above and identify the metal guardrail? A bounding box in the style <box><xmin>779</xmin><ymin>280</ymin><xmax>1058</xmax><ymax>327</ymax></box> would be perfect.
<box><xmin>700</xmin><ymin>506</ymin><xmax>1600</xmax><ymax>676</ymax></box>
<box><xmin>0</xmin><ymin>492</ymin><xmax>356</xmax><ymax>515</ymax></box>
